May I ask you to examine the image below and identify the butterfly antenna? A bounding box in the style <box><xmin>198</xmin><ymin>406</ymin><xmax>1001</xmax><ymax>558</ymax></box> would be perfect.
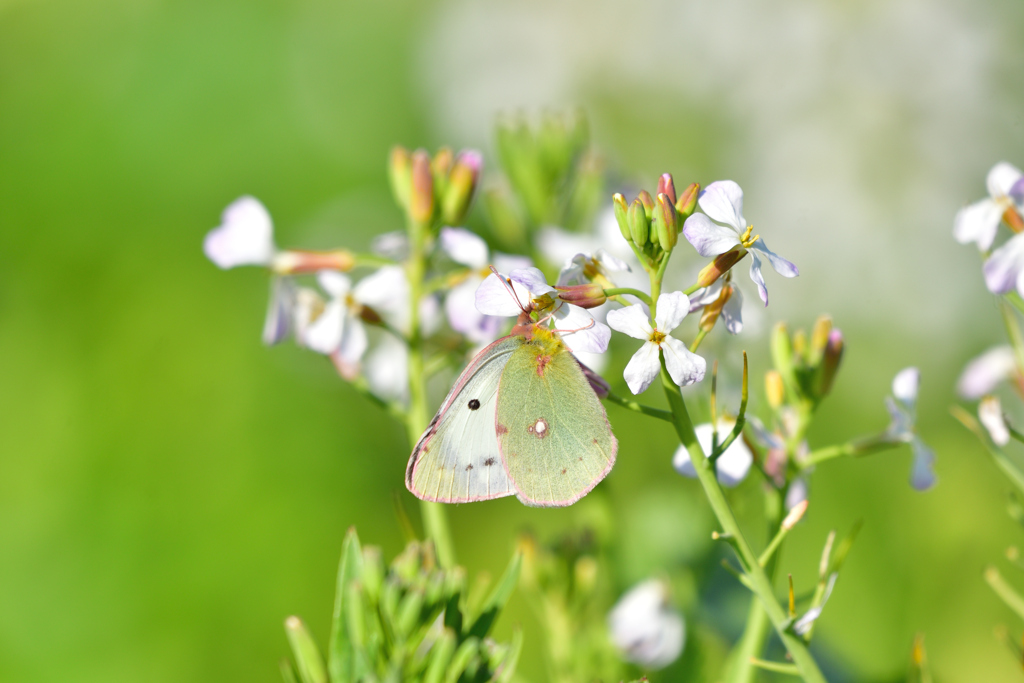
<box><xmin>488</xmin><ymin>265</ymin><xmax>529</xmax><ymax>313</ymax></box>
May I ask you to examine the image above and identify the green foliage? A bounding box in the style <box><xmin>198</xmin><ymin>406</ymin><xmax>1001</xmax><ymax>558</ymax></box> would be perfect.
<box><xmin>282</xmin><ymin>529</ymin><xmax>522</xmax><ymax>683</ymax></box>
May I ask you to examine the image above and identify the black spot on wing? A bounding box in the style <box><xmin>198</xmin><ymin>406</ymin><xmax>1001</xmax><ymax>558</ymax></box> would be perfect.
<box><xmin>468</xmin><ymin>398</ymin><xmax>481</xmax><ymax>410</ymax></box>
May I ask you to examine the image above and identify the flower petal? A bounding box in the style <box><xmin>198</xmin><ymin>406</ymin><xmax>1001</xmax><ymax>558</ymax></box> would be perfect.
<box><xmin>262</xmin><ymin>277</ymin><xmax>295</xmax><ymax>346</ymax></box>
<box><xmin>439</xmin><ymin>227</ymin><xmax>489</xmax><ymax>268</ymax></box>
<box><xmin>536</xmin><ymin>225</ymin><xmax>603</xmax><ymax>270</ymax></box>
<box><xmin>354</xmin><ymin>265</ymin><xmax>408</xmax><ymax>309</ymax></box>
<box><xmin>984</xmin><ymin>234</ymin><xmax>1024</xmax><ymax>295</ymax></box>
<box><xmin>491</xmin><ymin>252</ymin><xmax>533</xmax><ymax>274</ymax></box>
<box><xmin>661</xmin><ymin>336</ymin><xmax>706</xmax><ymax>387</ymax></box>
<box><xmin>509</xmin><ymin>267</ymin><xmax>555</xmax><ymax>296</ymax></box>
<box><xmin>475</xmin><ymin>272</ymin><xmax>528</xmax><ymax>317</ymax></box>
<box><xmin>697</xmin><ymin>180</ymin><xmax>745</xmax><ymax>230</ymax></box>
<box><xmin>304</xmin><ymin>301</ymin><xmax>345</xmax><ymax>354</ymax></box>
<box><xmin>371</xmin><ymin>231</ymin><xmax>408</xmax><ymax>260</ymax></box>
<box><xmin>622</xmin><ymin>341</ymin><xmax>663</xmax><ymax>394</ymax></box>
<box><xmin>909</xmin><ymin>438</ymin><xmax>937</xmax><ymax>491</ymax></box>
<box><xmin>748</xmin><ymin>251</ymin><xmax>769</xmax><ymax>306</ymax></box>
<box><xmin>595</xmin><ymin>248</ymin><xmax>631</xmax><ymax>273</ymax></box>
<box><xmin>608</xmin><ymin>579</ymin><xmax>685</xmax><ymax>670</ymax></box>
<box><xmin>722</xmin><ymin>286</ymin><xmax>743</xmax><ymax>334</ymax></box>
<box><xmin>203</xmin><ymin>196</ymin><xmax>276</xmax><ymax>269</ymax></box>
<box><xmin>885</xmin><ymin>397</ymin><xmax>913</xmax><ymax>440</ymax></box>
<box><xmin>749</xmin><ymin>238</ymin><xmax>799</xmax><ymax>278</ymax></box>
<box><xmin>365</xmin><ymin>333</ymin><xmax>408</xmax><ymax>403</ymax></box>
<box><xmin>953</xmin><ymin>198</ymin><xmax>1004</xmax><ymax>251</ymax></box>
<box><xmin>957</xmin><ymin>345</ymin><xmax>1016</xmax><ymax>399</ymax></box>
<box><xmin>317</xmin><ymin>270</ymin><xmax>352</xmax><ymax>298</ymax></box>
<box><xmin>1011</xmin><ymin>177</ymin><xmax>1024</xmax><ymax>207</ymax></box>
<box><xmin>979</xmin><ymin>396</ymin><xmax>1010</xmax><ymax>447</ymax></box>
<box><xmin>557</xmin><ymin>254</ymin><xmax>587</xmax><ymax>286</ymax></box>
<box><xmin>684</xmin><ymin>421</ymin><xmax>753</xmax><ymax>487</ymax></box>
<box><xmin>606</xmin><ymin>304</ymin><xmax>654</xmax><ymax>341</ymax></box>
<box><xmin>785</xmin><ymin>477</ymin><xmax>809</xmax><ymax>511</ymax></box>
<box><xmin>653</xmin><ymin>292</ymin><xmax>691</xmax><ymax>333</ymax></box>
<box><xmin>338</xmin><ymin>316</ymin><xmax>368</xmax><ymax>365</ymax></box>
<box><xmin>892</xmin><ymin>367</ymin><xmax>920</xmax><ymax>405</ymax></box>
<box><xmin>687</xmin><ymin>282</ymin><xmax>722</xmax><ymax>312</ymax></box>
<box><xmin>553</xmin><ymin>303</ymin><xmax>610</xmax><ymax>354</ymax></box>
<box><xmin>447</xmin><ymin>277</ymin><xmax>487</xmax><ymax>340</ymax></box>
<box><xmin>682</xmin><ymin>213</ymin><xmax>742</xmax><ymax>257</ymax></box>
<box><xmin>987</xmin><ymin>162</ymin><xmax>1024</xmax><ymax>198</ymax></box>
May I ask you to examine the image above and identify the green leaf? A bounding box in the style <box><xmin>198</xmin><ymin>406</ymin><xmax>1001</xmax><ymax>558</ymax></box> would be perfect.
<box><xmin>444</xmin><ymin>637</ymin><xmax>480</xmax><ymax>683</ymax></box>
<box><xmin>492</xmin><ymin>626</ymin><xmax>523</xmax><ymax>683</ymax></box>
<box><xmin>423</xmin><ymin>628</ymin><xmax>457</xmax><ymax>683</ymax></box>
<box><xmin>328</xmin><ymin>528</ymin><xmax>364</xmax><ymax>683</ymax></box>
<box><xmin>280</xmin><ymin>660</ymin><xmax>300</xmax><ymax>683</ymax></box>
<box><xmin>466</xmin><ymin>551</ymin><xmax>522</xmax><ymax>640</ymax></box>
<box><xmin>285</xmin><ymin>617</ymin><xmax>328</xmax><ymax>683</ymax></box>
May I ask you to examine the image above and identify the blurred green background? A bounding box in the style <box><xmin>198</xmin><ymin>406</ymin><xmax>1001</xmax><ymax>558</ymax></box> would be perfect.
<box><xmin>3</xmin><ymin>0</ymin><xmax>1024</xmax><ymax>680</ymax></box>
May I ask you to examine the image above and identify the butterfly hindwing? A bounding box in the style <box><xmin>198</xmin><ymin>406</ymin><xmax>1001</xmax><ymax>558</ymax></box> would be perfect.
<box><xmin>496</xmin><ymin>338</ymin><xmax>617</xmax><ymax>507</ymax></box>
<box><xmin>406</xmin><ymin>335</ymin><xmax>521</xmax><ymax>503</ymax></box>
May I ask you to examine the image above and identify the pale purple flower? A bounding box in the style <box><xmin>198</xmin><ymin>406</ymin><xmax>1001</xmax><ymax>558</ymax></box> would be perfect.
<box><xmin>983</xmin><ymin>233</ymin><xmax>1024</xmax><ymax>298</ymax></box>
<box><xmin>672</xmin><ymin>419</ymin><xmax>753</xmax><ymax>487</ymax></box>
<box><xmin>886</xmin><ymin>367</ymin><xmax>937</xmax><ymax>491</ymax></box>
<box><xmin>682</xmin><ymin>181</ymin><xmax>798</xmax><ymax>305</ymax></box>
<box><xmin>979</xmin><ymin>396</ymin><xmax>1010</xmax><ymax>447</ymax></box>
<box><xmin>203</xmin><ymin>196</ymin><xmax>277</xmax><ymax>269</ymax></box>
<box><xmin>687</xmin><ymin>279</ymin><xmax>744</xmax><ymax>334</ymax></box>
<box><xmin>954</xmin><ymin>162</ymin><xmax>1024</xmax><ymax>251</ymax></box>
<box><xmin>262</xmin><ymin>277</ymin><xmax>297</xmax><ymax>345</ymax></box>
<box><xmin>440</xmin><ymin>227</ymin><xmax>531</xmax><ymax>344</ymax></box>
<box><xmin>608</xmin><ymin>579</ymin><xmax>685</xmax><ymax>669</ymax></box>
<box><xmin>605</xmin><ymin>292</ymin><xmax>706</xmax><ymax>394</ymax></box>
<box><xmin>957</xmin><ymin>345</ymin><xmax>1017</xmax><ymax>399</ymax></box>
<box><xmin>476</xmin><ymin>267</ymin><xmax>611</xmax><ymax>354</ymax></box>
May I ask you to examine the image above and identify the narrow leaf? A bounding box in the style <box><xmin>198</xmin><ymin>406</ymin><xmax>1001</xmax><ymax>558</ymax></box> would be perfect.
<box><xmin>467</xmin><ymin>551</ymin><xmax>522</xmax><ymax>639</ymax></box>
<box><xmin>328</xmin><ymin>528</ymin><xmax>363</xmax><ymax>683</ymax></box>
<box><xmin>285</xmin><ymin>617</ymin><xmax>328</xmax><ymax>683</ymax></box>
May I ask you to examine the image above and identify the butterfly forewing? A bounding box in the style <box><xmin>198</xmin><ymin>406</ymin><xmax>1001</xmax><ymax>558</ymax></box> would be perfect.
<box><xmin>496</xmin><ymin>341</ymin><xmax>617</xmax><ymax>507</ymax></box>
<box><xmin>406</xmin><ymin>336</ymin><xmax>522</xmax><ymax>503</ymax></box>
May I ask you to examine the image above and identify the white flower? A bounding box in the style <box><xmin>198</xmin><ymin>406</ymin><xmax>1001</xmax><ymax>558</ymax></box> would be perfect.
<box><xmin>608</xmin><ymin>579</ymin><xmax>685</xmax><ymax>670</ymax></box>
<box><xmin>606</xmin><ymin>292</ymin><xmax>706</xmax><ymax>394</ymax></box>
<box><xmin>687</xmin><ymin>279</ymin><xmax>744</xmax><ymax>334</ymax></box>
<box><xmin>364</xmin><ymin>333</ymin><xmax>409</xmax><ymax>403</ymax></box>
<box><xmin>979</xmin><ymin>396</ymin><xmax>1010</xmax><ymax>447</ymax></box>
<box><xmin>475</xmin><ymin>267</ymin><xmax>611</xmax><ymax>354</ymax></box>
<box><xmin>203</xmin><ymin>196</ymin><xmax>276</xmax><ymax>269</ymax></box>
<box><xmin>673</xmin><ymin>419</ymin><xmax>753</xmax><ymax>487</ymax></box>
<box><xmin>885</xmin><ymin>367</ymin><xmax>937</xmax><ymax>491</ymax></box>
<box><xmin>556</xmin><ymin>249</ymin><xmax>631</xmax><ymax>286</ymax></box>
<box><xmin>681</xmin><ymin>180</ymin><xmax>798</xmax><ymax>305</ymax></box>
<box><xmin>439</xmin><ymin>227</ymin><xmax>532</xmax><ymax>344</ymax></box>
<box><xmin>957</xmin><ymin>345</ymin><xmax>1017</xmax><ymax>399</ymax></box>
<box><xmin>954</xmin><ymin>162</ymin><xmax>1024</xmax><ymax>251</ymax></box>
<box><xmin>983</xmin><ymin>233</ymin><xmax>1024</xmax><ymax>298</ymax></box>
<box><xmin>302</xmin><ymin>272</ymin><xmax>371</xmax><ymax>368</ymax></box>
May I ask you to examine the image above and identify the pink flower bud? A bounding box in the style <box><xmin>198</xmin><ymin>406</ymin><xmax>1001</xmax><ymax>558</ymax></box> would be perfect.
<box><xmin>409</xmin><ymin>149</ymin><xmax>434</xmax><ymax>225</ymax></box>
<box><xmin>657</xmin><ymin>173</ymin><xmax>677</xmax><ymax>205</ymax></box>
<box><xmin>556</xmin><ymin>283</ymin><xmax>607</xmax><ymax>308</ymax></box>
<box><xmin>675</xmin><ymin>182</ymin><xmax>699</xmax><ymax>218</ymax></box>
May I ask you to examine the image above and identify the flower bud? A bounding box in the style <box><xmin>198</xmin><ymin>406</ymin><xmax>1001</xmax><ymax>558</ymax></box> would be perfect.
<box><xmin>272</xmin><ymin>249</ymin><xmax>356</xmax><ymax>275</ymax></box>
<box><xmin>675</xmin><ymin>182</ymin><xmax>699</xmax><ymax>218</ymax></box>
<box><xmin>657</xmin><ymin>173</ymin><xmax>677</xmax><ymax>205</ymax></box>
<box><xmin>556</xmin><ymin>282</ymin><xmax>607</xmax><ymax>308</ymax></box>
<box><xmin>979</xmin><ymin>396</ymin><xmax>1010</xmax><ymax>446</ymax></box>
<box><xmin>1004</xmin><ymin>206</ymin><xmax>1024</xmax><ymax>234</ymax></box>
<box><xmin>696</xmin><ymin>248</ymin><xmax>744</xmax><ymax>287</ymax></box>
<box><xmin>792</xmin><ymin>329</ymin><xmax>808</xmax><ymax>363</ymax></box>
<box><xmin>698</xmin><ymin>283</ymin><xmax>732</xmax><ymax>332</ymax></box>
<box><xmin>388</xmin><ymin>146</ymin><xmax>412</xmax><ymax>209</ymax></box>
<box><xmin>431</xmin><ymin>146</ymin><xmax>454</xmax><ymax>195</ymax></box>
<box><xmin>781</xmin><ymin>499</ymin><xmax>808</xmax><ymax>531</ymax></box>
<box><xmin>654</xmin><ymin>193</ymin><xmax>678</xmax><ymax>251</ymax></box>
<box><xmin>765</xmin><ymin>370</ymin><xmax>785</xmax><ymax>409</ymax></box>
<box><xmin>410</xmin><ymin>150</ymin><xmax>435</xmax><ymax>225</ymax></box>
<box><xmin>628</xmin><ymin>198</ymin><xmax>650</xmax><ymax>247</ymax></box>
<box><xmin>612</xmin><ymin>193</ymin><xmax>631</xmax><ymax>242</ymax></box>
<box><xmin>771</xmin><ymin>322</ymin><xmax>798</xmax><ymax>395</ymax></box>
<box><xmin>637</xmin><ymin>190</ymin><xmax>655</xmax><ymax>220</ymax></box>
<box><xmin>815</xmin><ymin>329</ymin><xmax>844</xmax><ymax>398</ymax></box>
<box><xmin>441</xmin><ymin>149</ymin><xmax>482</xmax><ymax>225</ymax></box>
<box><xmin>284</xmin><ymin>616</ymin><xmax>328</xmax><ymax>683</ymax></box>
<box><xmin>808</xmin><ymin>315</ymin><xmax>833</xmax><ymax>367</ymax></box>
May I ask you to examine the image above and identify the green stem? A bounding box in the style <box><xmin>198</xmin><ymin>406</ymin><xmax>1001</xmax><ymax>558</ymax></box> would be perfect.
<box><xmin>660</xmin><ymin>366</ymin><xmax>827</xmax><ymax>683</ymax></box>
<box><xmin>999</xmin><ymin>298</ymin><xmax>1024</xmax><ymax>377</ymax></box>
<box><xmin>406</xmin><ymin>220</ymin><xmax>455</xmax><ymax>568</ymax></box>
<box><xmin>748</xmin><ymin>658</ymin><xmax>801</xmax><ymax>676</ymax></box>
<box><xmin>985</xmin><ymin>566</ymin><xmax>1024</xmax><ymax>621</ymax></box>
<box><xmin>603</xmin><ymin>391</ymin><xmax>673</xmax><ymax>422</ymax></box>
<box><xmin>602</xmin><ymin>287</ymin><xmax>653</xmax><ymax>306</ymax></box>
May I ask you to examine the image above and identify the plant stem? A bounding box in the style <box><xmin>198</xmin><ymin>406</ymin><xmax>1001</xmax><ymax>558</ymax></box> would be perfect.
<box><xmin>660</xmin><ymin>366</ymin><xmax>827</xmax><ymax>683</ymax></box>
<box><xmin>602</xmin><ymin>287</ymin><xmax>653</xmax><ymax>305</ymax></box>
<box><xmin>406</xmin><ymin>220</ymin><xmax>455</xmax><ymax>568</ymax></box>
<box><xmin>603</xmin><ymin>391</ymin><xmax>673</xmax><ymax>422</ymax></box>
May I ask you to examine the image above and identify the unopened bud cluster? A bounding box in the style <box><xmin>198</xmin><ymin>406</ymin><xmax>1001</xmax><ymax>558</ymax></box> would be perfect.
<box><xmin>390</xmin><ymin>146</ymin><xmax>482</xmax><ymax>228</ymax></box>
<box><xmin>613</xmin><ymin>173</ymin><xmax>699</xmax><ymax>258</ymax></box>
<box><xmin>770</xmin><ymin>316</ymin><xmax>844</xmax><ymax>407</ymax></box>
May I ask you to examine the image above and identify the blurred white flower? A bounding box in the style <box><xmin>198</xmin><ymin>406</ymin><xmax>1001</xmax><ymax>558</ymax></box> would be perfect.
<box><xmin>556</xmin><ymin>249</ymin><xmax>631</xmax><ymax>286</ymax></box>
<box><xmin>262</xmin><ymin>277</ymin><xmax>297</xmax><ymax>345</ymax></box>
<box><xmin>203</xmin><ymin>196</ymin><xmax>277</xmax><ymax>269</ymax></box>
<box><xmin>793</xmin><ymin>573</ymin><xmax>837</xmax><ymax>636</ymax></box>
<box><xmin>786</xmin><ymin>477</ymin><xmax>809</xmax><ymax>511</ymax></box>
<box><xmin>476</xmin><ymin>267</ymin><xmax>610</xmax><ymax>354</ymax></box>
<box><xmin>954</xmin><ymin>162</ymin><xmax>1024</xmax><ymax>251</ymax></box>
<box><xmin>673</xmin><ymin>419</ymin><xmax>753</xmax><ymax>487</ymax></box>
<box><xmin>979</xmin><ymin>396</ymin><xmax>1010</xmax><ymax>447</ymax></box>
<box><xmin>682</xmin><ymin>181</ymin><xmax>798</xmax><ymax>306</ymax></box>
<box><xmin>983</xmin><ymin>233</ymin><xmax>1024</xmax><ymax>299</ymax></box>
<box><xmin>957</xmin><ymin>345</ymin><xmax>1017</xmax><ymax>399</ymax></box>
<box><xmin>606</xmin><ymin>292</ymin><xmax>705</xmax><ymax>394</ymax></box>
<box><xmin>439</xmin><ymin>227</ymin><xmax>531</xmax><ymax>344</ymax></box>
<box><xmin>886</xmin><ymin>367</ymin><xmax>937</xmax><ymax>491</ymax></box>
<box><xmin>607</xmin><ymin>579</ymin><xmax>685</xmax><ymax>670</ymax></box>
<box><xmin>364</xmin><ymin>333</ymin><xmax>409</xmax><ymax>403</ymax></box>
<box><xmin>302</xmin><ymin>272</ymin><xmax>371</xmax><ymax>367</ymax></box>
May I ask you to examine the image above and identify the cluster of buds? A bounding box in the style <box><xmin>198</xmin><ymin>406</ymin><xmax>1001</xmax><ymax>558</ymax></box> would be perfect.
<box><xmin>282</xmin><ymin>529</ymin><xmax>522</xmax><ymax>683</ymax></box>
<box><xmin>389</xmin><ymin>146</ymin><xmax>482</xmax><ymax>228</ymax></box>
<box><xmin>612</xmin><ymin>174</ymin><xmax>699</xmax><ymax>260</ymax></box>
<box><xmin>769</xmin><ymin>316</ymin><xmax>844</xmax><ymax>409</ymax></box>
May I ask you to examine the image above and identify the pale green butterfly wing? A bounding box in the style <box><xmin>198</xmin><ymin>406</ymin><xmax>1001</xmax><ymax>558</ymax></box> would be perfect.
<box><xmin>406</xmin><ymin>335</ymin><xmax>521</xmax><ymax>503</ymax></box>
<box><xmin>496</xmin><ymin>335</ymin><xmax>617</xmax><ymax>507</ymax></box>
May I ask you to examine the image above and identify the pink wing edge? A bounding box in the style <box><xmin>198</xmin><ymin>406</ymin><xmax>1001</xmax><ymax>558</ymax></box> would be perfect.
<box><xmin>405</xmin><ymin>335</ymin><xmax>519</xmax><ymax>504</ymax></box>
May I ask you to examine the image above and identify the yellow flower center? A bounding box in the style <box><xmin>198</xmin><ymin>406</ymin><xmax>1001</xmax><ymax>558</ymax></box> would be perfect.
<box><xmin>740</xmin><ymin>225</ymin><xmax>760</xmax><ymax>248</ymax></box>
<box><xmin>650</xmin><ymin>329</ymin><xmax>666</xmax><ymax>345</ymax></box>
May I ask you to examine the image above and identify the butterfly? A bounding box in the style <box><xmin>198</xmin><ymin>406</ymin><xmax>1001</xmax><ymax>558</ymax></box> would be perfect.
<box><xmin>405</xmin><ymin>273</ymin><xmax>618</xmax><ymax>507</ymax></box>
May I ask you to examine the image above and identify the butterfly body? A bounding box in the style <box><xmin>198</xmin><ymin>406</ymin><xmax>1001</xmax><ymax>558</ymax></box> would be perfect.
<box><xmin>406</xmin><ymin>317</ymin><xmax>617</xmax><ymax>507</ymax></box>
